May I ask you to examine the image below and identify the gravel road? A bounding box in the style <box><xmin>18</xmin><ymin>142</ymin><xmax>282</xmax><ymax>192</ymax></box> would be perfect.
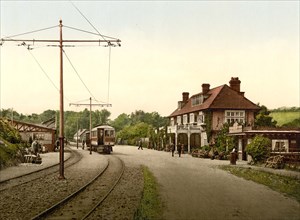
<box><xmin>114</xmin><ymin>145</ymin><xmax>300</xmax><ymax>220</ymax></box>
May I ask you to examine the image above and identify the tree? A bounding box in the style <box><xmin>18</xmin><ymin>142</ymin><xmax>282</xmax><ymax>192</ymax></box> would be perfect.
<box><xmin>246</xmin><ymin>135</ymin><xmax>271</xmax><ymax>163</ymax></box>
<box><xmin>40</xmin><ymin>110</ymin><xmax>56</xmax><ymax>122</ymax></box>
<box><xmin>111</xmin><ymin>113</ymin><xmax>130</xmax><ymax>132</ymax></box>
<box><xmin>255</xmin><ymin>105</ymin><xmax>277</xmax><ymax>127</ymax></box>
<box><xmin>215</xmin><ymin>123</ymin><xmax>236</xmax><ymax>153</ymax></box>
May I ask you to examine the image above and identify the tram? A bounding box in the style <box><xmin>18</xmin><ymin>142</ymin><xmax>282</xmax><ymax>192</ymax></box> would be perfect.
<box><xmin>86</xmin><ymin>125</ymin><xmax>115</xmax><ymax>154</ymax></box>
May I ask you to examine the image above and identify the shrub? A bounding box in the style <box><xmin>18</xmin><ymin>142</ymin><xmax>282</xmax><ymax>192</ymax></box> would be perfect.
<box><xmin>246</xmin><ymin>135</ymin><xmax>271</xmax><ymax>163</ymax></box>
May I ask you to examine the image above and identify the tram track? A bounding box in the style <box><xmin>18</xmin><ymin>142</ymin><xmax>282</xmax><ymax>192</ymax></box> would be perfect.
<box><xmin>0</xmin><ymin>146</ymin><xmax>83</xmax><ymax>192</ymax></box>
<box><xmin>31</xmin><ymin>155</ymin><xmax>125</xmax><ymax>220</ymax></box>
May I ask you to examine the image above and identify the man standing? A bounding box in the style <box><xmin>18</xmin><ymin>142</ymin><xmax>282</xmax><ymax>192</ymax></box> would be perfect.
<box><xmin>177</xmin><ymin>143</ymin><xmax>182</xmax><ymax>157</ymax></box>
<box><xmin>138</xmin><ymin>139</ymin><xmax>143</xmax><ymax>150</ymax></box>
<box><xmin>171</xmin><ymin>142</ymin><xmax>175</xmax><ymax>157</ymax></box>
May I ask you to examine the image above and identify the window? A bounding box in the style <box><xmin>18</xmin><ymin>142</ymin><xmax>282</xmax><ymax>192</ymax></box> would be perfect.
<box><xmin>198</xmin><ymin>111</ymin><xmax>205</xmax><ymax>124</ymax></box>
<box><xmin>272</xmin><ymin>140</ymin><xmax>288</xmax><ymax>152</ymax></box>
<box><xmin>192</xmin><ymin>95</ymin><xmax>203</xmax><ymax>106</ymax></box>
<box><xmin>170</xmin><ymin>118</ymin><xmax>175</xmax><ymax>126</ymax></box>
<box><xmin>177</xmin><ymin>116</ymin><xmax>182</xmax><ymax>125</ymax></box>
<box><xmin>225</xmin><ymin>110</ymin><xmax>245</xmax><ymax>124</ymax></box>
<box><xmin>183</xmin><ymin>114</ymin><xmax>188</xmax><ymax>124</ymax></box>
<box><xmin>189</xmin><ymin>113</ymin><xmax>194</xmax><ymax>124</ymax></box>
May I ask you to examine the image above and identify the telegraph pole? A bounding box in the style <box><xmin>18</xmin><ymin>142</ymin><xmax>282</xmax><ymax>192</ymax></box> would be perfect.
<box><xmin>70</xmin><ymin>98</ymin><xmax>112</xmax><ymax>155</ymax></box>
<box><xmin>59</xmin><ymin>20</ymin><xmax>65</xmax><ymax>179</ymax></box>
<box><xmin>1</xmin><ymin>20</ymin><xmax>121</xmax><ymax>180</ymax></box>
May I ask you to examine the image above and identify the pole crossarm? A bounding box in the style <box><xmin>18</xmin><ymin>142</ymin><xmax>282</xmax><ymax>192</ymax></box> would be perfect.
<box><xmin>69</xmin><ymin>103</ymin><xmax>112</xmax><ymax>107</ymax></box>
<box><xmin>1</xmin><ymin>38</ymin><xmax>121</xmax><ymax>46</ymax></box>
<box><xmin>1</xmin><ymin>20</ymin><xmax>120</xmax><ymax>179</ymax></box>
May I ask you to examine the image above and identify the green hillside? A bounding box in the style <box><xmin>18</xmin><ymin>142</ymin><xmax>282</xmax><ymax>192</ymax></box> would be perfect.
<box><xmin>0</xmin><ymin>118</ymin><xmax>24</xmax><ymax>169</ymax></box>
<box><xmin>270</xmin><ymin>111</ymin><xmax>300</xmax><ymax>126</ymax></box>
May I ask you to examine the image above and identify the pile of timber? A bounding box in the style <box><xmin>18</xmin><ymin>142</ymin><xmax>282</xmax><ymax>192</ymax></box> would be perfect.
<box><xmin>265</xmin><ymin>155</ymin><xmax>285</xmax><ymax>169</ymax></box>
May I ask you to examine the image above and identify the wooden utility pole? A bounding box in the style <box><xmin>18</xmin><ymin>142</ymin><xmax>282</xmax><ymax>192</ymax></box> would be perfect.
<box><xmin>70</xmin><ymin>98</ymin><xmax>112</xmax><ymax>155</ymax></box>
<box><xmin>1</xmin><ymin>20</ymin><xmax>121</xmax><ymax>179</ymax></box>
<box><xmin>59</xmin><ymin>20</ymin><xmax>65</xmax><ymax>179</ymax></box>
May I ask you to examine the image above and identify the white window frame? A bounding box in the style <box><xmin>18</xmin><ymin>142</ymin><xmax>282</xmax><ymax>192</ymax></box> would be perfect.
<box><xmin>189</xmin><ymin>113</ymin><xmax>194</xmax><ymax>124</ymax></box>
<box><xmin>192</xmin><ymin>95</ymin><xmax>203</xmax><ymax>106</ymax></box>
<box><xmin>198</xmin><ymin>111</ymin><xmax>205</xmax><ymax>124</ymax></box>
<box><xmin>170</xmin><ymin>118</ymin><xmax>175</xmax><ymax>126</ymax></box>
<box><xmin>183</xmin><ymin>114</ymin><xmax>188</xmax><ymax>125</ymax></box>
<box><xmin>177</xmin><ymin>116</ymin><xmax>182</xmax><ymax>125</ymax></box>
<box><xmin>225</xmin><ymin>110</ymin><xmax>245</xmax><ymax>124</ymax></box>
<box><xmin>272</xmin><ymin>140</ymin><xmax>289</xmax><ymax>152</ymax></box>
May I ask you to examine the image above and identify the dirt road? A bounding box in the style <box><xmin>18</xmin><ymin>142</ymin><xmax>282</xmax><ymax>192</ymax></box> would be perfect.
<box><xmin>114</xmin><ymin>145</ymin><xmax>300</xmax><ymax>220</ymax></box>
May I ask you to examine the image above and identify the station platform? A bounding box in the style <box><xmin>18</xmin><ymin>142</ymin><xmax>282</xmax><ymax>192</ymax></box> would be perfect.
<box><xmin>0</xmin><ymin>151</ymin><xmax>71</xmax><ymax>182</ymax></box>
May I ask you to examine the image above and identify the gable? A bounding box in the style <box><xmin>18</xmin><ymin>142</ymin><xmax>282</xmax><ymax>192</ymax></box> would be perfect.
<box><xmin>169</xmin><ymin>85</ymin><xmax>259</xmax><ymax>117</ymax></box>
<box><xmin>209</xmin><ymin>85</ymin><xmax>260</xmax><ymax>110</ymax></box>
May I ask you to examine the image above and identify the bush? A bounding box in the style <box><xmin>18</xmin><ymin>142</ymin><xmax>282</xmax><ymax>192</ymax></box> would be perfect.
<box><xmin>246</xmin><ymin>135</ymin><xmax>271</xmax><ymax>163</ymax></box>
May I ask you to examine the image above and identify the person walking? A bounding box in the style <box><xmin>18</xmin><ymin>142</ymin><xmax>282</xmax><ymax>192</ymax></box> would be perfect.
<box><xmin>82</xmin><ymin>139</ymin><xmax>85</xmax><ymax>150</ymax></box>
<box><xmin>138</xmin><ymin>139</ymin><xmax>143</xmax><ymax>150</ymax></box>
<box><xmin>171</xmin><ymin>142</ymin><xmax>175</xmax><ymax>157</ymax></box>
<box><xmin>177</xmin><ymin>143</ymin><xmax>182</xmax><ymax>157</ymax></box>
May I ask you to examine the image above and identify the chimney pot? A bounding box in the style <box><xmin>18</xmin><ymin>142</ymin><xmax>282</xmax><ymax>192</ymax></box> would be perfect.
<box><xmin>202</xmin><ymin>84</ymin><xmax>210</xmax><ymax>94</ymax></box>
<box><xmin>229</xmin><ymin>77</ymin><xmax>241</xmax><ymax>92</ymax></box>
<box><xmin>182</xmin><ymin>92</ymin><xmax>189</xmax><ymax>103</ymax></box>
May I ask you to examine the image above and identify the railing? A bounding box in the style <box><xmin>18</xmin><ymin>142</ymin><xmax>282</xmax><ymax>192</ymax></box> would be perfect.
<box><xmin>168</xmin><ymin>124</ymin><xmax>203</xmax><ymax>133</ymax></box>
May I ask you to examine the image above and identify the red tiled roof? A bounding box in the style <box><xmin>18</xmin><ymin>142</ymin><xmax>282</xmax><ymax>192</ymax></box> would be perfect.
<box><xmin>169</xmin><ymin>84</ymin><xmax>260</xmax><ymax>117</ymax></box>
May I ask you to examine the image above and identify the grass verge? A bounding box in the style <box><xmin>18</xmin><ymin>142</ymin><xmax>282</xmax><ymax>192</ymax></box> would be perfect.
<box><xmin>219</xmin><ymin>165</ymin><xmax>300</xmax><ymax>203</ymax></box>
<box><xmin>134</xmin><ymin>166</ymin><xmax>164</xmax><ymax>220</ymax></box>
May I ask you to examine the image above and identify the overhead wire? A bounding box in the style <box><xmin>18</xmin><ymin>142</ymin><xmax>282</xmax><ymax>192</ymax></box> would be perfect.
<box><xmin>70</xmin><ymin>1</ymin><xmax>114</xmax><ymax>104</ymax></box>
<box><xmin>107</xmin><ymin>46</ymin><xmax>111</xmax><ymax>103</ymax></box>
<box><xmin>1</xmin><ymin>19</ymin><xmax>118</xmax><ymax>106</ymax></box>
<box><xmin>27</xmin><ymin>49</ymin><xmax>72</xmax><ymax>103</ymax></box>
<box><xmin>3</xmin><ymin>25</ymin><xmax>58</xmax><ymax>38</ymax></box>
<box><xmin>64</xmin><ymin>25</ymin><xmax>119</xmax><ymax>40</ymax></box>
<box><xmin>69</xmin><ymin>1</ymin><xmax>108</xmax><ymax>42</ymax></box>
<box><xmin>63</xmin><ymin>49</ymin><xmax>105</xmax><ymax>103</ymax></box>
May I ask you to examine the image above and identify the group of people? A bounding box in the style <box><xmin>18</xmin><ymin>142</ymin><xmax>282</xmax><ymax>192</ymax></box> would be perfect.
<box><xmin>170</xmin><ymin>142</ymin><xmax>184</xmax><ymax>157</ymax></box>
<box><xmin>137</xmin><ymin>139</ymin><xmax>184</xmax><ymax>157</ymax></box>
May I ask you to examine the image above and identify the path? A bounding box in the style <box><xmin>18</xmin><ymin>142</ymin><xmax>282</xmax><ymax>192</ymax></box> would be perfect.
<box><xmin>114</xmin><ymin>145</ymin><xmax>300</xmax><ymax>220</ymax></box>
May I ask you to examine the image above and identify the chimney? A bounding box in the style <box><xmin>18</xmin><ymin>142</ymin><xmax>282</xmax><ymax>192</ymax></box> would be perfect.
<box><xmin>182</xmin><ymin>92</ymin><xmax>189</xmax><ymax>103</ymax></box>
<box><xmin>202</xmin><ymin>84</ymin><xmax>210</xmax><ymax>94</ymax></box>
<box><xmin>229</xmin><ymin>77</ymin><xmax>241</xmax><ymax>92</ymax></box>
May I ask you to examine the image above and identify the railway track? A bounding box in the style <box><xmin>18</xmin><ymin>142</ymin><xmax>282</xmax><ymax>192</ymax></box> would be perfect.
<box><xmin>0</xmin><ymin>146</ymin><xmax>83</xmax><ymax>191</ymax></box>
<box><xmin>31</xmin><ymin>155</ymin><xmax>125</xmax><ymax>220</ymax></box>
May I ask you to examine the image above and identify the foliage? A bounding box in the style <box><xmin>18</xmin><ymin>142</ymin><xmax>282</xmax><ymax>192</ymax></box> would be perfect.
<box><xmin>0</xmin><ymin>119</ymin><xmax>25</xmax><ymax>169</ymax></box>
<box><xmin>134</xmin><ymin>166</ymin><xmax>163</xmax><ymax>220</ymax></box>
<box><xmin>0</xmin><ymin>118</ymin><xmax>22</xmax><ymax>144</ymax></box>
<box><xmin>220</xmin><ymin>166</ymin><xmax>300</xmax><ymax>202</ymax></box>
<box><xmin>204</xmin><ymin>111</ymin><xmax>212</xmax><ymax>142</ymax></box>
<box><xmin>271</xmin><ymin>106</ymin><xmax>300</xmax><ymax>112</ymax></box>
<box><xmin>270</xmin><ymin>111</ymin><xmax>300</xmax><ymax>127</ymax></box>
<box><xmin>281</xmin><ymin>118</ymin><xmax>300</xmax><ymax>128</ymax></box>
<box><xmin>111</xmin><ymin>113</ymin><xmax>131</xmax><ymax>132</ymax></box>
<box><xmin>0</xmin><ymin>138</ymin><xmax>24</xmax><ymax>169</ymax></box>
<box><xmin>117</xmin><ymin>122</ymin><xmax>153</xmax><ymax>145</ymax></box>
<box><xmin>255</xmin><ymin>105</ymin><xmax>277</xmax><ymax>127</ymax></box>
<box><xmin>114</xmin><ymin>110</ymin><xmax>168</xmax><ymax>146</ymax></box>
<box><xmin>214</xmin><ymin>123</ymin><xmax>236</xmax><ymax>153</ymax></box>
<box><xmin>246</xmin><ymin>135</ymin><xmax>271</xmax><ymax>163</ymax></box>
<box><xmin>201</xmin><ymin>145</ymin><xmax>210</xmax><ymax>151</ymax></box>
<box><xmin>1</xmin><ymin>108</ymin><xmax>168</xmax><ymax>143</ymax></box>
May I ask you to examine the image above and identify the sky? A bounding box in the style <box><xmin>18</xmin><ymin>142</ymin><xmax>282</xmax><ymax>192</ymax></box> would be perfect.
<box><xmin>0</xmin><ymin>1</ymin><xmax>299</xmax><ymax>120</ymax></box>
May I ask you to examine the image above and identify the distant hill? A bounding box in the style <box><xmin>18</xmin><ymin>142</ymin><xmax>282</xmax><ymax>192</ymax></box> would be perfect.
<box><xmin>270</xmin><ymin>109</ymin><xmax>300</xmax><ymax>127</ymax></box>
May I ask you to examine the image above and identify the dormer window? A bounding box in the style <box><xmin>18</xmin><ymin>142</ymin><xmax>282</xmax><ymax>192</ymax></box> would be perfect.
<box><xmin>192</xmin><ymin>95</ymin><xmax>203</xmax><ymax>106</ymax></box>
